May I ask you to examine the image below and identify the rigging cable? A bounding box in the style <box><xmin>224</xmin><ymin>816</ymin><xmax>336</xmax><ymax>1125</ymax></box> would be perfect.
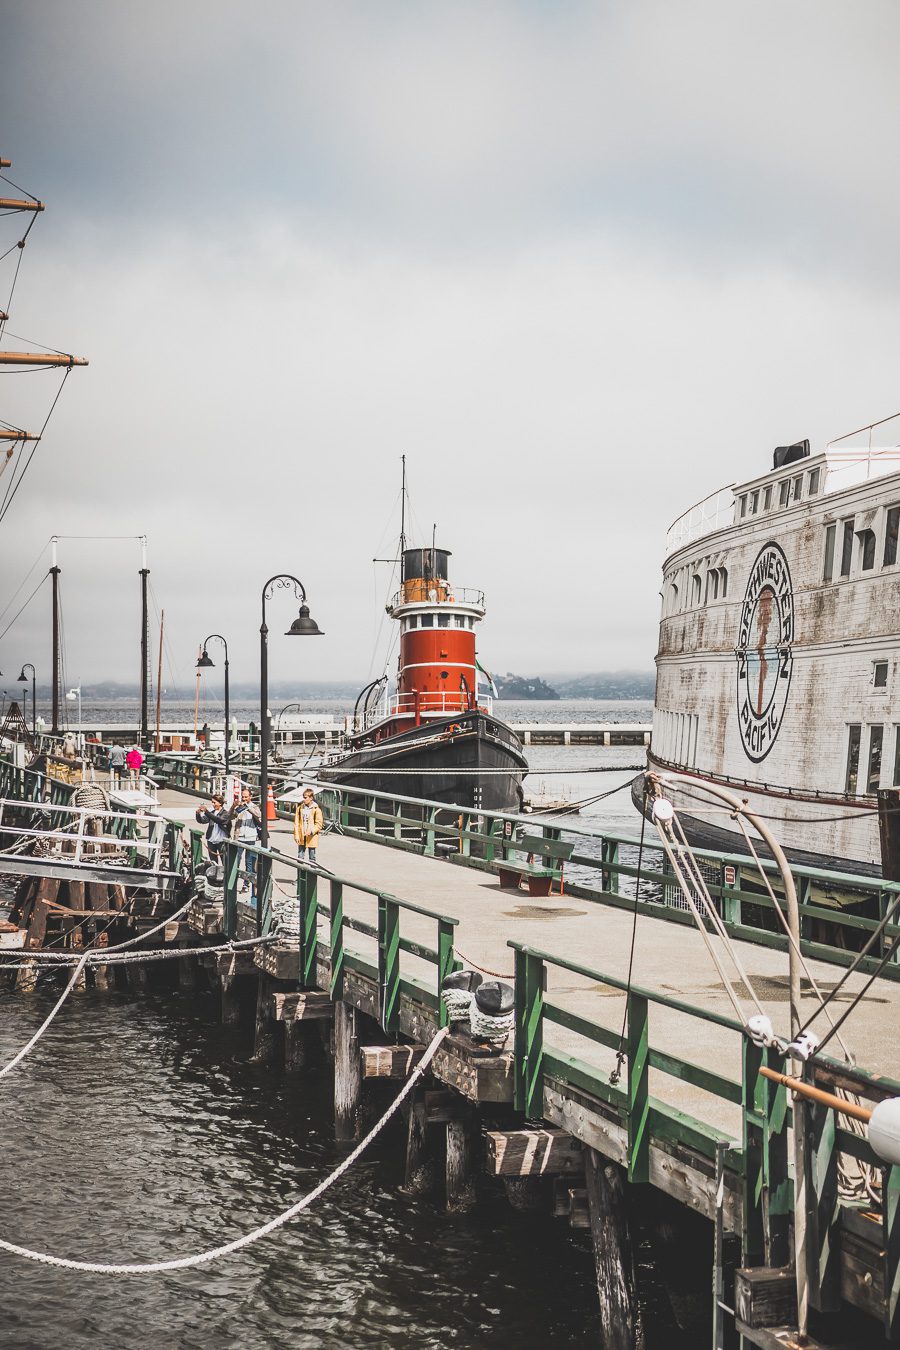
<box><xmin>0</xmin><ymin>366</ymin><xmax>71</xmax><ymax>526</ymax></box>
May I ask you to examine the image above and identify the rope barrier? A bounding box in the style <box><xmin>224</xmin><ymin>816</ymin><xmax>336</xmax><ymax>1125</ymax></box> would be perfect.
<box><xmin>0</xmin><ymin>1026</ymin><xmax>451</xmax><ymax>1274</ymax></box>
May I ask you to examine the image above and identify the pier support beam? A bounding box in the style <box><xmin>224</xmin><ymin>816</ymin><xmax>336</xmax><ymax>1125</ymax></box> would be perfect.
<box><xmin>334</xmin><ymin>1000</ymin><xmax>363</xmax><ymax>1141</ymax></box>
<box><xmin>445</xmin><ymin>1109</ymin><xmax>477</xmax><ymax>1213</ymax></box>
<box><xmin>251</xmin><ymin>977</ymin><xmax>278</xmax><ymax>1064</ymax></box>
<box><xmin>402</xmin><ymin>1085</ymin><xmax>436</xmax><ymax>1197</ymax></box>
<box><xmin>220</xmin><ymin>974</ymin><xmax>241</xmax><ymax>1025</ymax></box>
<box><xmin>584</xmin><ymin>1149</ymin><xmax>642</xmax><ymax>1350</ymax></box>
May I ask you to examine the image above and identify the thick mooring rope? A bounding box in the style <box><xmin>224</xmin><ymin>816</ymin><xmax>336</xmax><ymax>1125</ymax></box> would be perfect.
<box><xmin>0</xmin><ymin>1025</ymin><xmax>450</xmax><ymax>1274</ymax></box>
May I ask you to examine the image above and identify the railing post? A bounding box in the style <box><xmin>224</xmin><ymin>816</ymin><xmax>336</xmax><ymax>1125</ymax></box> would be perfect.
<box><xmin>626</xmin><ymin>990</ymin><xmax>650</xmax><ymax>1183</ymax></box>
<box><xmin>366</xmin><ymin>795</ymin><xmax>376</xmax><ymax>835</ymax></box>
<box><xmin>600</xmin><ymin>837</ymin><xmax>619</xmax><ymax>893</ymax></box>
<box><xmin>223</xmin><ymin>841</ymin><xmax>239</xmax><ymax>939</ymax></box>
<box><xmin>329</xmin><ymin>879</ymin><xmax>344</xmax><ymax>1000</ymax></box>
<box><xmin>425</xmin><ymin>807</ymin><xmax>437</xmax><ymax>857</ymax></box>
<box><xmin>720</xmin><ymin>861</ymin><xmax>741</xmax><ymax>927</ymax></box>
<box><xmin>763</xmin><ymin>1050</ymin><xmax>790</xmax><ymax>1268</ymax></box>
<box><xmin>513</xmin><ymin>946</ymin><xmax>544</xmax><ymax>1119</ymax></box>
<box><xmin>256</xmin><ymin>852</ymin><xmax>273</xmax><ymax>936</ymax></box>
<box><xmin>394</xmin><ymin>802</ymin><xmax>402</xmax><ymax>841</ymax></box>
<box><xmin>167</xmin><ymin>821</ymin><xmax>184</xmax><ymax>877</ymax></box>
<box><xmin>742</xmin><ymin>1036</ymin><xmax>766</xmax><ymax>1267</ymax></box>
<box><xmin>378</xmin><ymin>894</ymin><xmax>401</xmax><ymax>1035</ymax></box>
<box><xmin>190</xmin><ymin>828</ymin><xmax>204</xmax><ymax>878</ymax></box>
<box><xmin>300</xmin><ymin>867</ymin><xmax>319</xmax><ymax>988</ymax></box>
<box><xmin>884</xmin><ymin>1162</ymin><xmax>900</xmax><ymax>1339</ymax></box>
<box><xmin>437</xmin><ymin>919</ymin><xmax>455</xmax><ymax>1027</ymax></box>
<box><xmin>803</xmin><ymin>1062</ymin><xmax>840</xmax><ymax>1310</ymax></box>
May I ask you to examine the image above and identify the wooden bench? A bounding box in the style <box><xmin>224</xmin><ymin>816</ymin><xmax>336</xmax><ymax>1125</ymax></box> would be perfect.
<box><xmin>493</xmin><ymin>834</ymin><xmax>574</xmax><ymax>897</ymax></box>
<box><xmin>494</xmin><ymin>858</ymin><xmax>555</xmax><ymax>896</ymax></box>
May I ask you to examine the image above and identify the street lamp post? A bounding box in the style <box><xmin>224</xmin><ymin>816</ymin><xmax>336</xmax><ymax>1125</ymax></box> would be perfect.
<box><xmin>196</xmin><ymin>634</ymin><xmax>231</xmax><ymax>776</ymax></box>
<box><xmin>17</xmin><ymin>664</ymin><xmax>36</xmax><ymax>743</ymax></box>
<box><xmin>259</xmin><ymin>577</ymin><xmax>323</xmax><ymax>922</ymax></box>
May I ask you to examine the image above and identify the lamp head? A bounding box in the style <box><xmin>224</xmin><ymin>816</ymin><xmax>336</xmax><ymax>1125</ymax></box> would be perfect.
<box><xmin>286</xmin><ymin>604</ymin><xmax>324</xmax><ymax>637</ymax></box>
<box><xmin>196</xmin><ymin>649</ymin><xmax>215</xmax><ymax>669</ymax></box>
<box><xmin>17</xmin><ymin>667</ymin><xmax>27</xmax><ymax>683</ymax></box>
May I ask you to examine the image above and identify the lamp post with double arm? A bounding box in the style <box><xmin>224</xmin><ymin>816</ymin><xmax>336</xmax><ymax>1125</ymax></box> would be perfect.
<box><xmin>196</xmin><ymin>634</ymin><xmax>231</xmax><ymax>776</ymax></box>
<box><xmin>259</xmin><ymin>575</ymin><xmax>323</xmax><ymax>873</ymax></box>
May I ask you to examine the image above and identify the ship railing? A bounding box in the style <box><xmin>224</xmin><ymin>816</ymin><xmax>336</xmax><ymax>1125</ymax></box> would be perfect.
<box><xmin>388</xmin><ymin>585</ymin><xmax>485</xmax><ymax>609</ymax></box>
<box><xmin>664</xmin><ymin>485</ymin><xmax>736</xmax><ymax>557</ymax></box>
<box><xmin>384</xmin><ymin>693</ymin><xmax>493</xmax><ymax>720</ymax></box>
<box><xmin>824</xmin><ymin>442</ymin><xmax>900</xmax><ymax>491</ymax></box>
<box><xmin>309</xmin><ymin>780</ymin><xmax>900</xmax><ymax>983</ymax></box>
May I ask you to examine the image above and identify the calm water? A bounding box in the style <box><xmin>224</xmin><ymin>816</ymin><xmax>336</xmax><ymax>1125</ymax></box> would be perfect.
<box><xmin>0</xmin><ymin>699</ymin><xmax>700</xmax><ymax>1348</ymax></box>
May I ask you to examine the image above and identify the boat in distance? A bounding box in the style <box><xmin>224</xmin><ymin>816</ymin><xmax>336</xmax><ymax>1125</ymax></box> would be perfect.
<box><xmin>318</xmin><ymin>542</ymin><xmax>528</xmax><ymax>813</ymax></box>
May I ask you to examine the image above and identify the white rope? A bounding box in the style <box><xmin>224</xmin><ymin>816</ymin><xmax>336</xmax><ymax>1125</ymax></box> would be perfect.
<box><xmin>732</xmin><ymin>813</ymin><xmax>854</xmax><ymax>1062</ymax></box>
<box><xmin>0</xmin><ymin>1025</ymin><xmax>450</xmax><ymax>1273</ymax></box>
<box><xmin>0</xmin><ymin>952</ymin><xmax>90</xmax><ymax>1081</ymax></box>
<box><xmin>0</xmin><ymin>935</ymin><xmax>273</xmax><ymax>970</ymax></box>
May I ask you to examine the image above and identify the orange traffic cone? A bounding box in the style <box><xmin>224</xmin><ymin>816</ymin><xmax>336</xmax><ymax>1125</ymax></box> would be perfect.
<box><xmin>266</xmin><ymin>784</ymin><xmax>277</xmax><ymax>822</ymax></box>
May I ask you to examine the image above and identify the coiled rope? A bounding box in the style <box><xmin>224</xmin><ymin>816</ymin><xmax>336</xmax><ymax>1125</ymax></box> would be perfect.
<box><xmin>0</xmin><ymin>1025</ymin><xmax>450</xmax><ymax>1274</ymax></box>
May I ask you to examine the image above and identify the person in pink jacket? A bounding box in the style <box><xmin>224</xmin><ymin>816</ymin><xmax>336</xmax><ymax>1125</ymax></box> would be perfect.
<box><xmin>125</xmin><ymin>746</ymin><xmax>143</xmax><ymax>786</ymax></box>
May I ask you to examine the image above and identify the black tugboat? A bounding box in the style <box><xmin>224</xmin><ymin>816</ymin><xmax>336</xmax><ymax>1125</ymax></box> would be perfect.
<box><xmin>319</xmin><ymin>537</ymin><xmax>527</xmax><ymax>812</ymax></box>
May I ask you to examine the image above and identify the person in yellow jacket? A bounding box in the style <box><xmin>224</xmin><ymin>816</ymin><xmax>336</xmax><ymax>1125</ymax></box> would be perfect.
<box><xmin>293</xmin><ymin>787</ymin><xmax>324</xmax><ymax>866</ymax></box>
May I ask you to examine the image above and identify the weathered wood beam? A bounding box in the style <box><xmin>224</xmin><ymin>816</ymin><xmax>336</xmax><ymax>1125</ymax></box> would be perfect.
<box><xmin>334</xmin><ymin>1001</ymin><xmax>363</xmax><ymax>1142</ymax></box>
<box><xmin>584</xmin><ymin>1148</ymin><xmax>642</xmax><ymax>1350</ymax></box>
<box><xmin>446</xmin><ymin>1117</ymin><xmax>477</xmax><ymax>1213</ymax></box>
<box><xmin>484</xmin><ymin>1127</ymin><xmax>583</xmax><ymax>1177</ymax></box>
<box><xmin>271</xmin><ymin>989</ymin><xmax>333</xmax><ymax>1022</ymax></box>
<box><xmin>361</xmin><ymin>1044</ymin><xmax>424</xmax><ymax>1079</ymax></box>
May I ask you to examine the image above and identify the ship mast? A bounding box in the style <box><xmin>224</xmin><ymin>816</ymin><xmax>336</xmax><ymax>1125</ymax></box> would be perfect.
<box><xmin>400</xmin><ymin>454</ymin><xmax>407</xmax><ymax>555</ymax></box>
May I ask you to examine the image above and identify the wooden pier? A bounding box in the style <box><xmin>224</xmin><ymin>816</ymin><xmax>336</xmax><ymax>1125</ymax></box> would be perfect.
<box><xmin>2</xmin><ymin>751</ymin><xmax>900</xmax><ymax>1346</ymax></box>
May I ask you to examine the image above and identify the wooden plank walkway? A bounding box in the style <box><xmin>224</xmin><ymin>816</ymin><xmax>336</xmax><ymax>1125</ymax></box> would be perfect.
<box><xmin>157</xmin><ymin>786</ymin><xmax>900</xmax><ymax>1143</ymax></box>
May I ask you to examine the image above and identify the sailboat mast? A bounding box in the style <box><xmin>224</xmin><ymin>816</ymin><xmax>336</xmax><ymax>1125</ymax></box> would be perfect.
<box><xmin>155</xmin><ymin>609</ymin><xmax>164</xmax><ymax>751</ymax></box>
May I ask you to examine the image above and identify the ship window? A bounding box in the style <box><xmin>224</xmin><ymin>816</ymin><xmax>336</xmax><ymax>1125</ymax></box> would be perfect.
<box><xmin>867</xmin><ymin>726</ymin><xmax>884</xmax><ymax>793</ymax></box>
<box><xmin>779</xmin><ymin>479</ymin><xmax>791</xmax><ymax>507</ymax></box>
<box><xmin>420</xmin><ymin>614</ymin><xmax>433</xmax><ymax>628</ymax></box>
<box><xmin>438</xmin><ymin>615</ymin><xmax>450</xmax><ymax>628</ymax></box>
<box><xmin>874</xmin><ymin>662</ymin><xmax>889</xmax><ymax>689</ymax></box>
<box><xmin>808</xmin><ymin>467</ymin><xmax>820</xmax><ymax>495</ymax></box>
<box><xmin>792</xmin><ymin>475</ymin><xmax>803</xmax><ymax>501</ymax></box>
<box><xmin>885</xmin><ymin>506</ymin><xmax>900</xmax><ymax>567</ymax></box>
<box><xmin>845</xmin><ymin>725</ymin><xmax>861</xmax><ymax>794</ymax></box>
<box><xmin>840</xmin><ymin>520</ymin><xmax>854</xmax><ymax>577</ymax></box>
<box><xmin>763</xmin><ymin>486</ymin><xmax>773</xmax><ymax>511</ymax></box>
<box><xmin>739</xmin><ymin>495</ymin><xmax>748</xmax><ymax>518</ymax></box>
<box><xmin>823</xmin><ymin>524</ymin><xmax>836</xmax><ymax>581</ymax></box>
<box><xmin>719</xmin><ymin>567</ymin><xmax>728</xmax><ymax>597</ymax></box>
<box><xmin>691</xmin><ymin>574</ymin><xmax>702</xmax><ymax>606</ymax></box>
<box><xmin>455</xmin><ymin>616</ymin><xmax>465</xmax><ymax>628</ymax></box>
<box><xmin>707</xmin><ymin>570</ymin><xmax>719</xmax><ymax>601</ymax></box>
<box><xmin>858</xmin><ymin>528</ymin><xmax>876</xmax><ymax>571</ymax></box>
<box><xmin>408</xmin><ymin>615</ymin><xmax>418</xmax><ymax>628</ymax></box>
<box><xmin>750</xmin><ymin>490</ymin><xmax>759</xmax><ymax>514</ymax></box>
<box><xmin>894</xmin><ymin>728</ymin><xmax>900</xmax><ymax>786</ymax></box>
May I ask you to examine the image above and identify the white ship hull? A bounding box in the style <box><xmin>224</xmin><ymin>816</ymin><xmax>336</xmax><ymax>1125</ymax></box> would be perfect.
<box><xmin>652</xmin><ymin>428</ymin><xmax>900</xmax><ymax>876</ymax></box>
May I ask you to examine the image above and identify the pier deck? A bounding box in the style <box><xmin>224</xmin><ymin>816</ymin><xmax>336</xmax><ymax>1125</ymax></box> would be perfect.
<box><xmin>158</xmin><ymin>786</ymin><xmax>900</xmax><ymax>1139</ymax></box>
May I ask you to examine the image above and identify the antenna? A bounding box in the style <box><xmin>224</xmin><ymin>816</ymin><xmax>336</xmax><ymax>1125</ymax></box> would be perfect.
<box><xmin>400</xmin><ymin>454</ymin><xmax>407</xmax><ymax>555</ymax></box>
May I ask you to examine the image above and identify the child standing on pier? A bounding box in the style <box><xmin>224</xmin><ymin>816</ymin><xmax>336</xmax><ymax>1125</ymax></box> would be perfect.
<box><xmin>293</xmin><ymin>787</ymin><xmax>323</xmax><ymax>867</ymax></box>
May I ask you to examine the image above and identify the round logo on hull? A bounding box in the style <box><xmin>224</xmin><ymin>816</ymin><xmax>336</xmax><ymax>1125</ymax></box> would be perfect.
<box><xmin>735</xmin><ymin>541</ymin><xmax>794</xmax><ymax>763</ymax></box>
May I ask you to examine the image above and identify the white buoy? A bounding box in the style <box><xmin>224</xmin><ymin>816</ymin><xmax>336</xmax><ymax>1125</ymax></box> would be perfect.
<box><xmin>868</xmin><ymin>1098</ymin><xmax>900</xmax><ymax>1167</ymax></box>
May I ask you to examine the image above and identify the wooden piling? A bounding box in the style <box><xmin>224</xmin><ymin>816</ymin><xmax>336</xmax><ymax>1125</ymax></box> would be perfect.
<box><xmin>251</xmin><ymin>976</ymin><xmax>278</xmax><ymax>1064</ymax></box>
<box><xmin>584</xmin><ymin>1149</ymin><xmax>643</xmax><ymax>1350</ymax></box>
<box><xmin>402</xmin><ymin>1086</ymin><xmax>436</xmax><ymax>1197</ymax></box>
<box><xmin>220</xmin><ymin>974</ymin><xmax>241</xmax><ymax>1026</ymax></box>
<box><xmin>334</xmin><ymin>999</ymin><xmax>363</xmax><ymax>1141</ymax></box>
<box><xmin>445</xmin><ymin>1114</ymin><xmax>477</xmax><ymax>1213</ymax></box>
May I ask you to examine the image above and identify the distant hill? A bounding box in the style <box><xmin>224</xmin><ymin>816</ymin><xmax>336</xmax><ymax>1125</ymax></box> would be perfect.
<box><xmin>494</xmin><ymin>673</ymin><xmax>560</xmax><ymax>701</ymax></box>
<box><xmin>552</xmin><ymin>672</ymin><xmax>656</xmax><ymax>699</ymax></box>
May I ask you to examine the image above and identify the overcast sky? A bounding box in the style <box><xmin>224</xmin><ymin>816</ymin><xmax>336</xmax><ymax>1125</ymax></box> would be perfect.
<box><xmin>1</xmin><ymin>1</ymin><xmax>898</xmax><ymax>692</ymax></box>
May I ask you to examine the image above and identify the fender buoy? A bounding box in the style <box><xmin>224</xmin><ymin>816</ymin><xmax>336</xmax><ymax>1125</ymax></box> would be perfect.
<box><xmin>266</xmin><ymin>785</ymin><xmax>277</xmax><ymax>821</ymax></box>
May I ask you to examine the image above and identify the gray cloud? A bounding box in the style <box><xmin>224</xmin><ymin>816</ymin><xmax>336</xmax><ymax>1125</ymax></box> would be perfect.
<box><xmin>2</xmin><ymin>1</ymin><xmax>899</xmax><ymax>687</ymax></box>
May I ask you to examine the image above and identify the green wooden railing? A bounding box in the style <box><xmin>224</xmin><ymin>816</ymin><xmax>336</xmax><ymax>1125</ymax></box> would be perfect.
<box><xmin>290</xmin><ymin>780</ymin><xmax>900</xmax><ymax>982</ymax></box>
